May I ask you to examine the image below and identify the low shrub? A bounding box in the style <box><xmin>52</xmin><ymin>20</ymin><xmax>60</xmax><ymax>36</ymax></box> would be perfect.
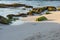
<box><xmin>36</xmin><ymin>16</ymin><xmax>47</xmax><ymax>21</ymax></box>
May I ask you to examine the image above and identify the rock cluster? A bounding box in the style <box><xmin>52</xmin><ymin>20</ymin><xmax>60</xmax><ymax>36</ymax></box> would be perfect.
<box><xmin>0</xmin><ymin>6</ymin><xmax>60</xmax><ymax>24</ymax></box>
<box><xmin>27</xmin><ymin>7</ymin><xmax>47</xmax><ymax>15</ymax></box>
<box><xmin>27</xmin><ymin>6</ymin><xmax>58</xmax><ymax>15</ymax></box>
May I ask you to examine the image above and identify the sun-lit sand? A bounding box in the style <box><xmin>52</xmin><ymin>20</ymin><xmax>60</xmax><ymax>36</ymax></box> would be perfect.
<box><xmin>20</xmin><ymin>11</ymin><xmax>60</xmax><ymax>23</ymax></box>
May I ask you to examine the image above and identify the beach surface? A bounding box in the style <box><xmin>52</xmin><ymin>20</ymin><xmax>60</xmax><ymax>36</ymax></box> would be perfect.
<box><xmin>20</xmin><ymin>11</ymin><xmax>60</xmax><ymax>23</ymax></box>
<box><xmin>0</xmin><ymin>22</ymin><xmax>60</xmax><ymax>40</ymax></box>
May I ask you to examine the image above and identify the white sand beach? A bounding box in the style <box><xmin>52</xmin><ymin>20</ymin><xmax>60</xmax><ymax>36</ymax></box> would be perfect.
<box><xmin>0</xmin><ymin>22</ymin><xmax>60</xmax><ymax>40</ymax></box>
<box><xmin>20</xmin><ymin>11</ymin><xmax>60</xmax><ymax>23</ymax></box>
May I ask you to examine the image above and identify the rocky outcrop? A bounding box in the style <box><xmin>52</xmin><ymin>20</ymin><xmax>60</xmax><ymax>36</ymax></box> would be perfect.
<box><xmin>0</xmin><ymin>16</ymin><xmax>11</xmax><ymax>24</ymax></box>
<box><xmin>46</xmin><ymin>6</ymin><xmax>56</xmax><ymax>11</ymax></box>
<box><xmin>0</xmin><ymin>3</ymin><xmax>33</xmax><ymax>8</ymax></box>
<box><xmin>27</xmin><ymin>7</ymin><xmax>47</xmax><ymax>15</ymax></box>
<box><xmin>7</xmin><ymin>13</ymin><xmax>27</xmax><ymax>18</ymax></box>
<box><xmin>32</xmin><ymin>7</ymin><xmax>47</xmax><ymax>13</ymax></box>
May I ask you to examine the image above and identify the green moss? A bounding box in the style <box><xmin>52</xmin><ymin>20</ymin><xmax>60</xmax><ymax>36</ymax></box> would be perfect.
<box><xmin>0</xmin><ymin>16</ymin><xmax>12</xmax><ymax>24</ymax></box>
<box><xmin>36</xmin><ymin>16</ymin><xmax>47</xmax><ymax>21</ymax></box>
<box><xmin>46</xmin><ymin>12</ymin><xmax>51</xmax><ymax>14</ymax></box>
<box><xmin>3</xmin><ymin>19</ymin><xmax>12</xmax><ymax>24</ymax></box>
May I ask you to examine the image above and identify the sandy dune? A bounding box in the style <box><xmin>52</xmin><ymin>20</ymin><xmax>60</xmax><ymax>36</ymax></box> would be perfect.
<box><xmin>20</xmin><ymin>11</ymin><xmax>60</xmax><ymax>23</ymax></box>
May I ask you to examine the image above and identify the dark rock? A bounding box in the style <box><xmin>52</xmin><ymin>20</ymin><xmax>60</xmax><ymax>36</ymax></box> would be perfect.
<box><xmin>32</xmin><ymin>7</ymin><xmax>47</xmax><ymax>13</ymax></box>
<box><xmin>46</xmin><ymin>6</ymin><xmax>56</xmax><ymax>11</ymax></box>
<box><xmin>0</xmin><ymin>3</ymin><xmax>25</xmax><ymax>8</ymax></box>
<box><xmin>27</xmin><ymin>11</ymin><xmax>34</xmax><ymax>15</ymax></box>
<box><xmin>17</xmin><ymin>13</ymin><xmax>27</xmax><ymax>17</ymax></box>
<box><xmin>27</xmin><ymin>7</ymin><xmax>47</xmax><ymax>15</ymax></box>
<box><xmin>7</xmin><ymin>14</ymin><xmax>19</xmax><ymax>21</ymax></box>
<box><xmin>7</xmin><ymin>13</ymin><xmax>27</xmax><ymax>17</ymax></box>
<box><xmin>0</xmin><ymin>3</ymin><xmax>33</xmax><ymax>8</ymax></box>
<box><xmin>0</xmin><ymin>16</ymin><xmax>11</xmax><ymax>24</ymax></box>
<box><xmin>7</xmin><ymin>14</ymin><xmax>15</xmax><ymax>19</ymax></box>
<box><xmin>25</xmin><ymin>5</ymin><xmax>33</xmax><ymax>8</ymax></box>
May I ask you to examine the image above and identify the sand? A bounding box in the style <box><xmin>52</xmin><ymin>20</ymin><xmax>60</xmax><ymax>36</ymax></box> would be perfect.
<box><xmin>1</xmin><ymin>22</ymin><xmax>60</xmax><ymax>40</ymax></box>
<box><xmin>20</xmin><ymin>11</ymin><xmax>60</xmax><ymax>23</ymax></box>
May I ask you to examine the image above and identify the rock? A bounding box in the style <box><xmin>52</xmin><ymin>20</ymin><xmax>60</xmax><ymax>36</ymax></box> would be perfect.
<box><xmin>17</xmin><ymin>13</ymin><xmax>27</xmax><ymax>17</ymax></box>
<box><xmin>32</xmin><ymin>7</ymin><xmax>47</xmax><ymax>13</ymax></box>
<box><xmin>0</xmin><ymin>16</ymin><xmax>11</xmax><ymax>24</ymax></box>
<box><xmin>0</xmin><ymin>3</ymin><xmax>26</xmax><ymax>8</ymax></box>
<box><xmin>7</xmin><ymin>13</ymin><xmax>27</xmax><ymax>17</ymax></box>
<box><xmin>27</xmin><ymin>7</ymin><xmax>47</xmax><ymax>15</ymax></box>
<box><xmin>47</xmin><ymin>6</ymin><xmax>56</xmax><ymax>11</ymax></box>
<box><xmin>25</xmin><ymin>5</ymin><xmax>33</xmax><ymax>8</ymax></box>
<box><xmin>35</xmin><ymin>8</ymin><xmax>45</xmax><ymax>13</ymax></box>
<box><xmin>0</xmin><ymin>3</ymin><xmax>33</xmax><ymax>8</ymax></box>
<box><xmin>57</xmin><ymin>7</ymin><xmax>60</xmax><ymax>11</ymax></box>
<box><xmin>7</xmin><ymin>14</ymin><xmax>19</xmax><ymax>21</ymax></box>
<box><xmin>27</xmin><ymin>11</ymin><xmax>34</xmax><ymax>15</ymax></box>
<box><xmin>7</xmin><ymin>14</ymin><xmax>15</xmax><ymax>19</ymax></box>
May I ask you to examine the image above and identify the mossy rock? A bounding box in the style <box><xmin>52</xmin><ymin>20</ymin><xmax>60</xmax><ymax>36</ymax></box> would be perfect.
<box><xmin>7</xmin><ymin>14</ymin><xmax>15</xmax><ymax>19</ymax></box>
<box><xmin>47</xmin><ymin>6</ymin><xmax>56</xmax><ymax>11</ymax></box>
<box><xmin>0</xmin><ymin>16</ymin><xmax>11</xmax><ymax>24</ymax></box>
<box><xmin>36</xmin><ymin>16</ymin><xmax>47</xmax><ymax>21</ymax></box>
<box><xmin>46</xmin><ymin>12</ymin><xmax>51</xmax><ymax>14</ymax></box>
<box><xmin>27</xmin><ymin>12</ymin><xmax>33</xmax><ymax>15</ymax></box>
<box><xmin>7</xmin><ymin>14</ymin><xmax>20</xmax><ymax>21</ymax></box>
<box><xmin>27</xmin><ymin>7</ymin><xmax>47</xmax><ymax>15</ymax></box>
<box><xmin>32</xmin><ymin>7</ymin><xmax>47</xmax><ymax>14</ymax></box>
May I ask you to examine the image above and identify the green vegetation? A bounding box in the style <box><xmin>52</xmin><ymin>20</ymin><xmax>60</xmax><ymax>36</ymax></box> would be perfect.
<box><xmin>36</xmin><ymin>16</ymin><xmax>47</xmax><ymax>21</ymax></box>
<box><xmin>46</xmin><ymin>12</ymin><xmax>51</xmax><ymax>14</ymax></box>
